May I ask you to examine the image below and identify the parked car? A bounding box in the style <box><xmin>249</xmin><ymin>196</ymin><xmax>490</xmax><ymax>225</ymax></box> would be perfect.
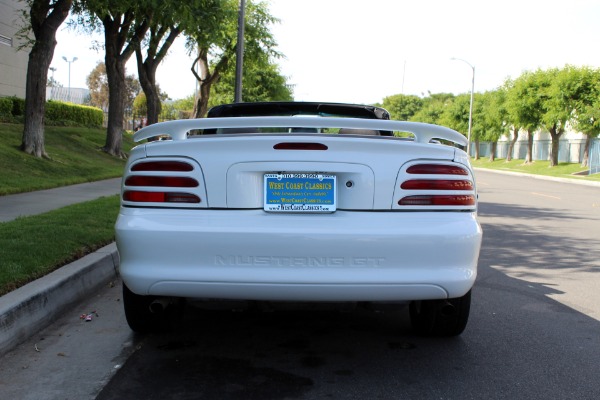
<box><xmin>115</xmin><ymin>102</ymin><xmax>482</xmax><ymax>336</ymax></box>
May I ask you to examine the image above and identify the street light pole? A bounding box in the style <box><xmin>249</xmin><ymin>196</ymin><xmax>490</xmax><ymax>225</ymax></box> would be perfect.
<box><xmin>62</xmin><ymin>56</ymin><xmax>78</xmax><ymax>102</ymax></box>
<box><xmin>451</xmin><ymin>58</ymin><xmax>475</xmax><ymax>156</ymax></box>
<box><xmin>234</xmin><ymin>0</ymin><xmax>246</xmax><ymax>103</ymax></box>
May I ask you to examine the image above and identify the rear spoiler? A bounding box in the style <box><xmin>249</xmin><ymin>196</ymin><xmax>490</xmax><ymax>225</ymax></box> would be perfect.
<box><xmin>133</xmin><ymin>117</ymin><xmax>468</xmax><ymax>147</ymax></box>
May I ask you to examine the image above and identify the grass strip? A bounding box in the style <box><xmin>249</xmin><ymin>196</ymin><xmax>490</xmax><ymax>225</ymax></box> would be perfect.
<box><xmin>470</xmin><ymin>158</ymin><xmax>600</xmax><ymax>181</ymax></box>
<box><xmin>0</xmin><ymin>195</ymin><xmax>120</xmax><ymax>296</ymax></box>
<box><xmin>0</xmin><ymin>123</ymin><xmax>133</xmax><ymax>195</ymax></box>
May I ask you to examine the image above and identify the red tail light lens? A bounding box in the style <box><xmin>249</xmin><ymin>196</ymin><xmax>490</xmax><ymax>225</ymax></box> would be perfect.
<box><xmin>406</xmin><ymin>164</ymin><xmax>468</xmax><ymax>175</ymax></box>
<box><xmin>401</xmin><ymin>179</ymin><xmax>473</xmax><ymax>190</ymax></box>
<box><xmin>399</xmin><ymin>195</ymin><xmax>475</xmax><ymax>206</ymax></box>
<box><xmin>131</xmin><ymin>161</ymin><xmax>193</xmax><ymax>172</ymax></box>
<box><xmin>123</xmin><ymin>191</ymin><xmax>201</xmax><ymax>203</ymax></box>
<box><xmin>125</xmin><ymin>176</ymin><xmax>199</xmax><ymax>187</ymax></box>
<box><xmin>398</xmin><ymin>163</ymin><xmax>475</xmax><ymax>208</ymax></box>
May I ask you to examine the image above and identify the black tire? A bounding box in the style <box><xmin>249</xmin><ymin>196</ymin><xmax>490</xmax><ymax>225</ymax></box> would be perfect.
<box><xmin>122</xmin><ymin>284</ymin><xmax>180</xmax><ymax>333</ymax></box>
<box><xmin>409</xmin><ymin>290</ymin><xmax>471</xmax><ymax>337</ymax></box>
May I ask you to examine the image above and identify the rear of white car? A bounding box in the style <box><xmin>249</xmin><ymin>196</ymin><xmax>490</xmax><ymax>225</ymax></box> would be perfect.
<box><xmin>116</xmin><ymin>116</ymin><xmax>482</xmax><ymax>336</ymax></box>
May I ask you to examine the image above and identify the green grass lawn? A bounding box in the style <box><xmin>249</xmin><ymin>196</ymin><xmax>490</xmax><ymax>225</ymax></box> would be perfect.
<box><xmin>0</xmin><ymin>123</ymin><xmax>134</xmax><ymax>195</ymax></box>
<box><xmin>470</xmin><ymin>158</ymin><xmax>600</xmax><ymax>182</ymax></box>
<box><xmin>0</xmin><ymin>195</ymin><xmax>120</xmax><ymax>295</ymax></box>
<box><xmin>0</xmin><ymin>123</ymin><xmax>132</xmax><ymax>294</ymax></box>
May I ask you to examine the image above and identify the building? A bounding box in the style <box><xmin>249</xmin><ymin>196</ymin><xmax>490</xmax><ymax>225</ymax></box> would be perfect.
<box><xmin>0</xmin><ymin>0</ymin><xmax>28</xmax><ymax>98</ymax></box>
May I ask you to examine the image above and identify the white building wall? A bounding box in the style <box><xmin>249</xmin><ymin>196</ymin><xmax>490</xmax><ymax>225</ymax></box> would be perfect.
<box><xmin>0</xmin><ymin>0</ymin><xmax>29</xmax><ymax>98</ymax></box>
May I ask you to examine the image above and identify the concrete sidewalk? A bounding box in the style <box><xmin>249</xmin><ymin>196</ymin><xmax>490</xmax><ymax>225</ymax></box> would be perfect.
<box><xmin>0</xmin><ymin>178</ymin><xmax>122</xmax><ymax>357</ymax></box>
<box><xmin>0</xmin><ymin>178</ymin><xmax>121</xmax><ymax>222</ymax></box>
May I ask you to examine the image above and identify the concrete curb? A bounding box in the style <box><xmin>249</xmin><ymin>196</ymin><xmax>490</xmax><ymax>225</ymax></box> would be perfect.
<box><xmin>0</xmin><ymin>243</ymin><xmax>119</xmax><ymax>358</ymax></box>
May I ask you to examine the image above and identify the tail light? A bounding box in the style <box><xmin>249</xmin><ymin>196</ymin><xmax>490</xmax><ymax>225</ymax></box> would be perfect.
<box><xmin>122</xmin><ymin>160</ymin><xmax>204</xmax><ymax>206</ymax></box>
<box><xmin>397</xmin><ymin>163</ymin><xmax>476</xmax><ymax>209</ymax></box>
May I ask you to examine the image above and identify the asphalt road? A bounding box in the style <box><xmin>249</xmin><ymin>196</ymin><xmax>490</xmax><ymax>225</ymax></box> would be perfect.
<box><xmin>2</xmin><ymin>170</ymin><xmax>600</xmax><ymax>399</ymax></box>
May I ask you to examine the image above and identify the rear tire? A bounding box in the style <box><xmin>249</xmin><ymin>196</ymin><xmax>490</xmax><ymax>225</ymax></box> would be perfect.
<box><xmin>409</xmin><ymin>290</ymin><xmax>471</xmax><ymax>337</ymax></box>
<box><xmin>122</xmin><ymin>284</ymin><xmax>181</xmax><ymax>333</ymax></box>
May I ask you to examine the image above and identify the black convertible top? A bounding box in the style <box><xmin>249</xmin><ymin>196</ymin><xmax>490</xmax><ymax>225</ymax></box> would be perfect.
<box><xmin>207</xmin><ymin>102</ymin><xmax>391</xmax><ymax>120</ymax></box>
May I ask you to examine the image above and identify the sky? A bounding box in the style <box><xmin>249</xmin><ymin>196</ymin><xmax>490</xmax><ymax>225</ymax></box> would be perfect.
<box><xmin>52</xmin><ymin>0</ymin><xmax>600</xmax><ymax>105</ymax></box>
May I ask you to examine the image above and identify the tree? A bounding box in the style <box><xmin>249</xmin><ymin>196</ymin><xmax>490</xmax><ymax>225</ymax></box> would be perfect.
<box><xmin>133</xmin><ymin>0</ymin><xmax>194</xmax><ymax>125</ymax></box>
<box><xmin>74</xmin><ymin>0</ymin><xmax>151</xmax><ymax>157</ymax></box>
<box><xmin>132</xmin><ymin>87</ymin><xmax>167</xmax><ymax>120</ymax></box>
<box><xmin>208</xmin><ymin>50</ymin><xmax>292</xmax><ymax>107</ymax></box>
<box><xmin>19</xmin><ymin>0</ymin><xmax>72</xmax><ymax>158</ymax></box>
<box><xmin>478</xmin><ymin>90</ymin><xmax>508</xmax><ymax>161</ymax></box>
<box><xmin>382</xmin><ymin>94</ymin><xmax>423</xmax><ymax>121</ymax></box>
<box><xmin>410</xmin><ymin>93</ymin><xmax>454</xmax><ymax>125</ymax></box>
<box><xmin>505</xmin><ymin>71</ymin><xmax>544</xmax><ymax>164</ymax></box>
<box><xmin>186</xmin><ymin>0</ymin><xmax>279</xmax><ymax>118</ymax></box>
<box><xmin>441</xmin><ymin>94</ymin><xmax>474</xmax><ymax>155</ymax></box>
<box><xmin>87</xmin><ymin>61</ymin><xmax>109</xmax><ymax>110</ymax></box>
<box><xmin>87</xmin><ymin>61</ymin><xmax>141</xmax><ymax>113</ymax></box>
<box><xmin>565</xmin><ymin>66</ymin><xmax>600</xmax><ymax>167</ymax></box>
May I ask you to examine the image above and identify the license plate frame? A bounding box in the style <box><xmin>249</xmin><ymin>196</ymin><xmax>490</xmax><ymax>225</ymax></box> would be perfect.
<box><xmin>264</xmin><ymin>173</ymin><xmax>336</xmax><ymax>212</ymax></box>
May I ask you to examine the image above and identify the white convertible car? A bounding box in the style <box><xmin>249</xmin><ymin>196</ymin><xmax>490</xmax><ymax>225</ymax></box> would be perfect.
<box><xmin>115</xmin><ymin>102</ymin><xmax>482</xmax><ymax>336</ymax></box>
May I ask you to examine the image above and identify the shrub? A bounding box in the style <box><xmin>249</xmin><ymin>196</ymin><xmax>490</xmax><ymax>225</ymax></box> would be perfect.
<box><xmin>10</xmin><ymin>97</ymin><xmax>25</xmax><ymax>116</ymax></box>
<box><xmin>0</xmin><ymin>97</ymin><xmax>12</xmax><ymax>117</ymax></box>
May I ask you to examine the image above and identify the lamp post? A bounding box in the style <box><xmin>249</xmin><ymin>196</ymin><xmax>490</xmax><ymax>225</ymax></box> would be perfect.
<box><xmin>49</xmin><ymin>67</ymin><xmax>57</xmax><ymax>99</ymax></box>
<box><xmin>451</xmin><ymin>57</ymin><xmax>475</xmax><ymax>156</ymax></box>
<box><xmin>62</xmin><ymin>56</ymin><xmax>78</xmax><ymax>102</ymax></box>
<box><xmin>234</xmin><ymin>0</ymin><xmax>246</xmax><ymax>103</ymax></box>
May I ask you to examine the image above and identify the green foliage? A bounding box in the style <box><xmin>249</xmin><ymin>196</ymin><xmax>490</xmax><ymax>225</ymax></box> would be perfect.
<box><xmin>0</xmin><ymin>97</ymin><xmax>12</xmax><ymax>118</ymax></box>
<box><xmin>9</xmin><ymin>96</ymin><xmax>26</xmax><ymax>116</ymax></box>
<box><xmin>133</xmin><ymin>92</ymin><xmax>148</xmax><ymax>116</ymax></box>
<box><xmin>441</xmin><ymin>93</ymin><xmax>471</xmax><ymax>135</ymax></box>
<box><xmin>208</xmin><ymin>52</ymin><xmax>293</xmax><ymax>107</ymax></box>
<box><xmin>382</xmin><ymin>94</ymin><xmax>423</xmax><ymax>121</ymax></box>
<box><xmin>410</xmin><ymin>93</ymin><xmax>455</xmax><ymax>125</ymax></box>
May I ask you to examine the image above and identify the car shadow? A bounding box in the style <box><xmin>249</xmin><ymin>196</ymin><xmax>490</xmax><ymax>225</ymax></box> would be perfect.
<box><xmin>97</xmin><ymin>211</ymin><xmax>600</xmax><ymax>400</ymax></box>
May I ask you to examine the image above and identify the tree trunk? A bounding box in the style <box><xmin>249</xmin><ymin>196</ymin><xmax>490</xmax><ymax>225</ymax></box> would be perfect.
<box><xmin>136</xmin><ymin>48</ymin><xmax>161</xmax><ymax>125</ymax></box>
<box><xmin>103</xmin><ymin>32</ymin><xmax>127</xmax><ymax>157</ymax></box>
<box><xmin>21</xmin><ymin>0</ymin><xmax>72</xmax><ymax>158</ymax></box>
<box><xmin>473</xmin><ymin>140</ymin><xmax>480</xmax><ymax>160</ymax></box>
<box><xmin>192</xmin><ymin>81</ymin><xmax>213</xmax><ymax>119</ymax></box>
<box><xmin>525</xmin><ymin>130</ymin><xmax>534</xmax><ymax>164</ymax></box>
<box><xmin>489</xmin><ymin>142</ymin><xmax>497</xmax><ymax>161</ymax></box>
<box><xmin>581</xmin><ymin>134</ymin><xmax>591</xmax><ymax>168</ymax></box>
<box><xmin>135</xmin><ymin>26</ymin><xmax>180</xmax><ymax>125</ymax></box>
<box><xmin>506</xmin><ymin>127</ymin><xmax>519</xmax><ymax>162</ymax></box>
<box><xmin>191</xmin><ymin>47</ymin><xmax>228</xmax><ymax>119</ymax></box>
<box><xmin>548</xmin><ymin>124</ymin><xmax>564</xmax><ymax>167</ymax></box>
<box><xmin>101</xmin><ymin>13</ymin><xmax>150</xmax><ymax>156</ymax></box>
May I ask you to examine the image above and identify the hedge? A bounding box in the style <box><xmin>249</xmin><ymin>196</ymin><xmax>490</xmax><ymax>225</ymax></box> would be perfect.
<box><xmin>45</xmin><ymin>101</ymin><xmax>103</xmax><ymax>126</ymax></box>
<box><xmin>0</xmin><ymin>97</ymin><xmax>103</xmax><ymax>127</ymax></box>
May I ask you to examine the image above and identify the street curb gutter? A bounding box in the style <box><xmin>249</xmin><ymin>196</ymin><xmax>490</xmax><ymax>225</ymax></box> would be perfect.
<box><xmin>0</xmin><ymin>243</ymin><xmax>119</xmax><ymax>358</ymax></box>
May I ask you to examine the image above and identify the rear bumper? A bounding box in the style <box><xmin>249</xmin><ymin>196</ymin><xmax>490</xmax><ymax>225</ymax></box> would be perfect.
<box><xmin>116</xmin><ymin>208</ymin><xmax>482</xmax><ymax>301</ymax></box>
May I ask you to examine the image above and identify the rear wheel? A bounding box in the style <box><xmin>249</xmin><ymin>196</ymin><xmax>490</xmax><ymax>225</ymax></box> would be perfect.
<box><xmin>409</xmin><ymin>290</ymin><xmax>471</xmax><ymax>337</ymax></box>
<box><xmin>122</xmin><ymin>284</ymin><xmax>183</xmax><ymax>333</ymax></box>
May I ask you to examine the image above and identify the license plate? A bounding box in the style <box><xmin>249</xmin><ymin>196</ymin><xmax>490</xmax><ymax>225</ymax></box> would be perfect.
<box><xmin>264</xmin><ymin>173</ymin><xmax>336</xmax><ymax>212</ymax></box>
